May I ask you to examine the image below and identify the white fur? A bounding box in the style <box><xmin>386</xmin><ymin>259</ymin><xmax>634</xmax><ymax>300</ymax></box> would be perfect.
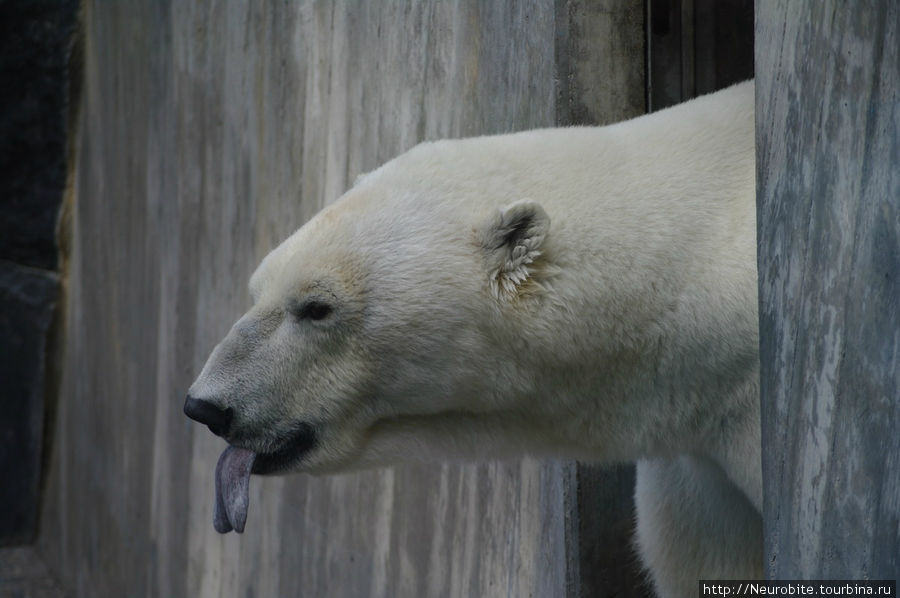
<box><xmin>189</xmin><ymin>81</ymin><xmax>759</xmax><ymax>597</ymax></box>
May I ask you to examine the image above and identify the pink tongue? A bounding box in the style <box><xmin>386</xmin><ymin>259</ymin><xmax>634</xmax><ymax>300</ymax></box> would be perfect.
<box><xmin>214</xmin><ymin>446</ymin><xmax>256</xmax><ymax>534</ymax></box>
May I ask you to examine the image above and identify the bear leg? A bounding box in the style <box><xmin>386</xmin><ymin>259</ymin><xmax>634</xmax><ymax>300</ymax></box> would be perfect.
<box><xmin>634</xmin><ymin>456</ymin><xmax>763</xmax><ymax>597</ymax></box>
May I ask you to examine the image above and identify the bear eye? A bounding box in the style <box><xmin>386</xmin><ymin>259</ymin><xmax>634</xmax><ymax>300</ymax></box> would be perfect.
<box><xmin>295</xmin><ymin>300</ymin><xmax>333</xmax><ymax>321</ymax></box>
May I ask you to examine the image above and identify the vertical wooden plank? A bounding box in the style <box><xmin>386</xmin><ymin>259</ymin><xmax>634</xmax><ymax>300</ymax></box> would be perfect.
<box><xmin>648</xmin><ymin>0</ymin><xmax>684</xmax><ymax>110</ymax></box>
<box><xmin>554</xmin><ymin>2</ymin><xmax>649</xmax><ymax>596</ymax></box>
<box><xmin>757</xmin><ymin>0</ymin><xmax>900</xmax><ymax>578</ymax></box>
<box><xmin>555</xmin><ymin>0</ymin><xmax>645</xmax><ymax>126</ymax></box>
<box><xmin>693</xmin><ymin>0</ymin><xmax>754</xmax><ymax>96</ymax></box>
<box><xmin>649</xmin><ymin>0</ymin><xmax>754</xmax><ymax>110</ymax></box>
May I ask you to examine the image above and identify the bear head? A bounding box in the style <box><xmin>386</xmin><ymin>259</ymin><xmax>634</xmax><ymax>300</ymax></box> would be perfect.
<box><xmin>186</xmin><ymin>162</ymin><xmax>554</xmax><ymax>494</ymax></box>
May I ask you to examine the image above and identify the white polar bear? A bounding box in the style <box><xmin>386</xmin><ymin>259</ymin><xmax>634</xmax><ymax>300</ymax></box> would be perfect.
<box><xmin>186</xmin><ymin>81</ymin><xmax>760</xmax><ymax>597</ymax></box>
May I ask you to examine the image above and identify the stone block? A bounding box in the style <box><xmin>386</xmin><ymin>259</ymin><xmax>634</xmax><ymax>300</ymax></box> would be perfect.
<box><xmin>0</xmin><ymin>261</ymin><xmax>58</xmax><ymax>545</ymax></box>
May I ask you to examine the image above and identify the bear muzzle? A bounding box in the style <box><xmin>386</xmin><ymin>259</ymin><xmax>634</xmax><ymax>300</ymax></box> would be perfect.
<box><xmin>184</xmin><ymin>393</ymin><xmax>319</xmax><ymax>534</ymax></box>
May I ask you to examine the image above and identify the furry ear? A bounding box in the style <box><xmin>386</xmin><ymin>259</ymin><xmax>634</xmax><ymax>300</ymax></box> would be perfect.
<box><xmin>478</xmin><ymin>200</ymin><xmax>550</xmax><ymax>299</ymax></box>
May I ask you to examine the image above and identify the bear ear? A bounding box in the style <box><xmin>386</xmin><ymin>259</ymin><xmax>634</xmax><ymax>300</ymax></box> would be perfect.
<box><xmin>478</xmin><ymin>199</ymin><xmax>550</xmax><ymax>300</ymax></box>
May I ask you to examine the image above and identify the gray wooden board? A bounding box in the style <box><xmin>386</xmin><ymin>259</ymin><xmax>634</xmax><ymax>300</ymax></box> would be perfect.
<box><xmin>756</xmin><ymin>1</ymin><xmax>900</xmax><ymax>579</ymax></box>
<box><xmin>555</xmin><ymin>0</ymin><xmax>645</xmax><ymax>126</ymax></box>
<box><xmin>35</xmin><ymin>1</ymin><xmax>649</xmax><ymax>597</ymax></box>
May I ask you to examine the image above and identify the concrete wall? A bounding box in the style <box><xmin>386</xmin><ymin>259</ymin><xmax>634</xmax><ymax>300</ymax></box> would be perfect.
<box><xmin>37</xmin><ymin>2</ymin><xmax>645</xmax><ymax>596</ymax></box>
<box><xmin>756</xmin><ymin>1</ymin><xmax>899</xmax><ymax>579</ymax></box>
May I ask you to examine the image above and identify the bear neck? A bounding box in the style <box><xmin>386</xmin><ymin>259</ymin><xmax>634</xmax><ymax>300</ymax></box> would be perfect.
<box><xmin>492</xmin><ymin>294</ymin><xmax>761</xmax><ymax>506</ymax></box>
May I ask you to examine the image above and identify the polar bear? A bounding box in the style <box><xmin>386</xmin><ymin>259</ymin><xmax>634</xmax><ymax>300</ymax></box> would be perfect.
<box><xmin>185</xmin><ymin>81</ymin><xmax>760</xmax><ymax>597</ymax></box>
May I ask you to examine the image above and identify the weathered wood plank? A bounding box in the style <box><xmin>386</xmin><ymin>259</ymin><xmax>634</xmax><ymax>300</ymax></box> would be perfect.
<box><xmin>555</xmin><ymin>0</ymin><xmax>645</xmax><ymax>126</ymax></box>
<box><xmin>756</xmin><ymin>0</ymin><xmax>900</xmax><ymax>578</ymax></box>
<box><xmin>39</xmin><ymin>2</ymin><xmax>578</xmax><ymax>597</ymax></box>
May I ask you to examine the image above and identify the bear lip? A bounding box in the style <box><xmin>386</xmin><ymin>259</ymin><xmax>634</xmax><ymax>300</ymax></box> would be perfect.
<box><xmin>249</xmin><ymin>421</ymin><xmax>318</xmax><ymax>475</ymax></box>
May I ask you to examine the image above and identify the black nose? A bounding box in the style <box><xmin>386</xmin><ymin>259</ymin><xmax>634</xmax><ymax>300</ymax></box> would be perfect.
<box><xmin>184</xmin><ymin>395</ymin><xmax>233</xmax><ymax>437</ymax></box>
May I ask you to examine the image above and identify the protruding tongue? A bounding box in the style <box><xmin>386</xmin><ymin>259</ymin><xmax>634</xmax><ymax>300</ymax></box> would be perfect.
<box><xmin>214</xmin><ymin>446</ymin><xmax>256</xmax><ymax>534</ymax></box>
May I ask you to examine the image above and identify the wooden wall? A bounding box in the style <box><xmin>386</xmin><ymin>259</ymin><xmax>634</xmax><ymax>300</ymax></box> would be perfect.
<box><xmin>36</xmin><ymin>2</ymin><xmax>645</xmax><ymax>596</ymax></box>
<box><xmin>756</xmin><ymin>1</ymin><xmax>899</xmax><ymax>579</ymax></box>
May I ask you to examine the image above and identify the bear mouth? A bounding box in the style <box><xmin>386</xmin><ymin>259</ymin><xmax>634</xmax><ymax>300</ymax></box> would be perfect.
<box><xmin>213</xmin><ymin>422</ymin><xmax>318</xmax><ymax>534</ymax></box>
<box><xmin>251</xmin><ymin>421</ymin><xmax>319</xmax><ymax>474</ymax></box>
